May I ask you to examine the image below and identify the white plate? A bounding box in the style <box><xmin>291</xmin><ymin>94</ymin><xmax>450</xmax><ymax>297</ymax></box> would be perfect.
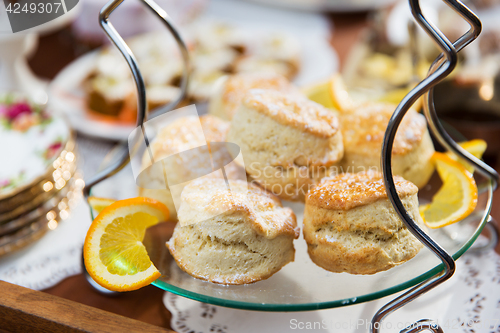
<box><xmin>49</xmin><ymin>9</ymin><xmax>338</xmax><ymax>141</ymax></box>
<box><xmin>49</xmin><ymin>51</ymin><xmax>135</xmax><ymax>141</ymax></box>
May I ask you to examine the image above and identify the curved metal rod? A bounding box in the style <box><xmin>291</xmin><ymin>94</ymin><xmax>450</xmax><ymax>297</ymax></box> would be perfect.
<box><xmin>401</xmin><ymin>319</ymin><xmax>443</xmax><ymax>333</ymax></box>
<box><xmin>422</xmin><ymin>6</ymin><xmax>499</xmax><ymax>188</ymax></box>
<box><xmin>83</xmin><ymin>0</ymin><xmax>190</xmax><ymax>198</ymax></box>
<box><xmin>373</xmin><ymin>0</ymin><xmax>489</xmax><ymax>331</ymax></box>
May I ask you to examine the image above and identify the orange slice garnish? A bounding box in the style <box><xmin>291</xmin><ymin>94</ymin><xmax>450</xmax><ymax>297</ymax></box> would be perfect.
<box><xmin>84</xmin><ymin>197</ymin><xmax>169</xmax><ymax>291</ymax></box>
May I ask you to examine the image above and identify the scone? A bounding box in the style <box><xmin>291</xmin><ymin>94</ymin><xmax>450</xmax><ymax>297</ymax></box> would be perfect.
<box><xmin>339</xmin><ymin>103</ymin><xmax>434</xmax><ymax>188</ymax></box>
<box><xmin>233</xmin><ymin>33</ymin><xmax>300</xmax><ymax>80</ymax></box>
<box><xmin>227</xmin><ymin>90</ymin><xmax>344</xmax><ymax>202</ymax></box>
<box><xmin>167</xmin><ymin>178</ymin><xmax>299</xmax><ymax>284</ymax></box>
<box><xmin>303</xmin><ymin>171</ymin><xmax>424</xmax><ymax>275</ymax></box>
<box><xmin>209</xmin><ymin>72</ymin><xmax>297</xmax><ymax>121</ymax></box>
<box><xmin>233</xmin><ymin>57</ymin><xmax>296</xmax><ymax>82</ymax></box>
<box><xmin>138</xmin><ymin>115</ymin><xmax>243</xmax><ymax>220</ymax></box>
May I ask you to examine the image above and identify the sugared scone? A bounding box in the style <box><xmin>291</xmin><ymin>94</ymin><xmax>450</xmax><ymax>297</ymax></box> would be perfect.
<box><xmin>303</xmin><ymin>171</ymin><xmax>424</xmax><ymax>275</ymax></box>
<box><xmin>138</xmin><ymin>115</ymin><xmax>242</xmax><ymax>220</ymax></box>
<box><xmin>339</xmin><ymin>103</ymin><xmax>434</xmax><ymax>188</ymax></box>
<box><xmin>167</xmin><ymin>178</ymin><xmax>299</xmax><ymax>284</ymax></box>
<box><xmin>208</xmin><ymin>72</ymin><xmax>297</xmax><ymax>121</ymax></box>
<box><xmin>226</xmin><ymin>90</ymin><xmax>344</xmax><ymax>202</ymax></box>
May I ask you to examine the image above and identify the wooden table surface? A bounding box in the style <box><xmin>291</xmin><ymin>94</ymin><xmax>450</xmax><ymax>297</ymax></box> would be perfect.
<box><xmin>22</xmin><ymin>9</ymin><xmax>500</xmax><ymax>332</ymax></box>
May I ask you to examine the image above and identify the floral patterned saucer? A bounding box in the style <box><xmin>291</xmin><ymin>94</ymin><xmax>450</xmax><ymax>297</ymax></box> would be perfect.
<box><xmin>0</xmin><ymin>94</ymin><xmax>82</xmax><ymax>256</ymax></box>
<box><xmin>0</xmin><ymin>95</ymin><xmax>73</xmax><ymax>202</ymax></box>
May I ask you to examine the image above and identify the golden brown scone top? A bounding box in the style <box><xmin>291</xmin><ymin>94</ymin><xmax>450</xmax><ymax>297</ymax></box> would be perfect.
<box><xmin>221</xmin><ymin>73</ymin><xmax>295</xmax><ymax>118</ymax></box>
<box><xmin>306</xmin><ymin>171</ymin><xmax>418</xmax><ymax>211</ymax></box>
<box><xmin>180</xmin><ymin>178</ymin><xmax>299</xmax><ymax>239</ymax></box>
<box><xmin>200</xmin><ymin>114</ymin><xmax>230</xmax><ymax>143</ymax></box>
<box><xmin>242</xmin><ymin>90</ymin><xmax>340</xmax><ymax>138</ymax></box>
<box><xmin>151</xmin><ymin>114</ymin><xmax>229</xmax><ymax>160</ymax></box>
<box><xmin>341</xmin><ymin>103</ymin><xmax>427</xmax><ymax>155</ymax></box>
<box><xmin>143</xmin><ymin>115</ymin><xmax>242</xmax><ymax>184</ymax></box>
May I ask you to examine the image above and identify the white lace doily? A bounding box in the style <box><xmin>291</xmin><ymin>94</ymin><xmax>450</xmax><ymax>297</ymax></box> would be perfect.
<box><xmin>164</xmin><ymin>250</ymin><xmax>500</xmax><ymax>333</ymax></box>
<box><xmin>0</xmin><ymin>199</ymin><xmax>90</xmax><ymax>290</ymax></box>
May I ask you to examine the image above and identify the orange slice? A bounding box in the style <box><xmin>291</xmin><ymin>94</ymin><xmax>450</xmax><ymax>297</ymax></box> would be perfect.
<box><xmin>445</xmin><ymin>139</ymin><xmax>487</xmax><ymax>174</ymax></box>
<box><xmin>302</xmin><ymin>74</ymin><xmax>420</xmax><ymax>113</ymax></box>
<box><xmin>329</xmin><ymin>73</ymin><xmax>356</xmax><ymax>112</ymax></box>
<box><xmin>301</xmin><ymin>79</ymin><xmax>337</xmax><ymax>110</ymax></box>
<box><xmin>420</xmin><ymin>152</ymin><xmax>478</xmax><ymax>228</ymax></box>
<box><xmin>88</xmin><ymin>196</ymin><xmax>116</xmax><ymax>215</ymax></box>
<box><xmin>84</xmin><ymin>197</ymin><xmax>169</xmax><ymax>292</ymax></box>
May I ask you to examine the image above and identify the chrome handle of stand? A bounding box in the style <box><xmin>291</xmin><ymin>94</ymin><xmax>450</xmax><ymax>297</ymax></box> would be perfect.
<box><xmin>81</xmin><ymin>0</ymin><xmax>190</xmax><ymax>293</ymax></box>
<box><xmin>82</xmin><ymin>0</ymin><xmax>190</xmax><ymax>199</ymax></box>
<box><xmin>373</xmin><ymin>0</ymin><xmax>497</xmax><ymax>332</ymax></box>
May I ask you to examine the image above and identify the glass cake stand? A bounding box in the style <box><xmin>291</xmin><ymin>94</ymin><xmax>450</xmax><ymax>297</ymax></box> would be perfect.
<box><xmin>84</xmin><ymin>0</ymin><xmax>498</xmax><ymax>331</ymax></box>
<box><xmin>88</xmin><ymin>160</ymin><xmax>494</xmax><ymax>312</ymax></box>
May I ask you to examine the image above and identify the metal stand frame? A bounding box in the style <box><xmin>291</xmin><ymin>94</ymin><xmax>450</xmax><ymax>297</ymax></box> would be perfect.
<box><xmin>82</xmin><ymin>0</ymin><xmax>499</xmax><ymax>331</ymax></box>
<box><xmin>376</xmin><ymin>0</ymin><xmax>498</xmax><ymax>332</ymax></box>
<box><xmin>81</xmin><ymin>0</ymin><xmax>190</xmax><ymax>295</ymax></box>
<box><xmin>82</xmin><ymin>0</ymin><xmax>190</xmax><ymax>198</ymax></box>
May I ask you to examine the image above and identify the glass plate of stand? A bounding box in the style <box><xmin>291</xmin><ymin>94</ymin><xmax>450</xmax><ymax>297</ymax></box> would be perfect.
<box><xmin>88</xmin><ymin>130</ymin><xmax>493</xmax><ymax>312</ymax></box>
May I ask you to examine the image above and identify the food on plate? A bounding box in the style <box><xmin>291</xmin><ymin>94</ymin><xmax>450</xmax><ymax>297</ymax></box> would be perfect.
<box><xmin>192</xmin><ymin>21</ymin><xmax>251</xmax><ymax>54</ymax></box>
<box><xmin>84</xmin><ymin>23</ymin><xmax>301</xmax><ymax>122</ymax></box>
<box><xmin>303</xmin><ymin>171</ymin><xmax>424</xmax><ymax>275</ymax></box>
<box><xmin>138</xmin><ymin>114</ymin><xmax>242</xmax><ymax>220</ymax></box>
<box><xmin>355</xmin><ymin>51</ymin><xmax>419</xmax><ymax>88</ymax></box>
<box><xmin>84</xmin><ymin>50</ymin><xmax>136</xmax><ymax>121</ymax></box>
<box><xmin>419</xmin><ymin>152</ymin><xmax>478</xmax><ymax>229</ymax></box>
<box><xmin>343</xmin><ymin>44</ymin><xmax>429</xmax><ymax>94</ymax></box>
<box><xmin>146</xmin><ymin>85</ymin><xmax>185</xmax><ymax>111</ymax></box>
<box><xmin>226</xmin><ymin>90</ymin><xmax>344</xmax><ymax>202</ymax></box>
<box><xmin>233</xmin><ymin>56</ymin><xmax>296</xmax><ymax>81</ymax></box>
<box><xmin>300</xmin><ymin>79</ymin><xmax>337</xmax><ymax>110</ymax></box>
<box><xmin>208</xmin><ymin>72</ymin><xmax>297</xmax><ymax>120</ymax></box>
<box><xmin>166</xmin><ymin>178</ymin><xmax>299</xmax><ymax>284</ymax></box>
<box><xmin>329</xmin><ymin>73</ymin><xmax>357</xmax><ymax>112</ymax></box>
<box><xmin>303</xmin><ymin>74</ymin><xmax>422</xmax><ymax>113</ymax></box>
<box><xmin>339</xmin><ymin>102</ymin><xmax>434</xmax><ymax>188</ymax></box>
<box><xmin>191</xmin><ymin>46</ymin><xmax>238</xmax><ymax>74</ymax></box>
<box><xmin>255</xmin><ymin>32</ymin><xmax>301</xmax><ymax>76</ymax></box>
<box><xmin>83</xmin><ymin>197</ymin><xmax>170</xmax><ymax>291</ymax></box>
<box><xmin>187</xmin><ymin>70</ymin><xmax>227</xmax><ymax>102</ymax></box>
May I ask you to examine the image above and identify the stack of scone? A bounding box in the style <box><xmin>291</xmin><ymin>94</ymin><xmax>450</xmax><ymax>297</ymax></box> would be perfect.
<box><xmin>136</xmin><ymin>72</ymin><xmax>434</xmax><ymax>284</ymax></box>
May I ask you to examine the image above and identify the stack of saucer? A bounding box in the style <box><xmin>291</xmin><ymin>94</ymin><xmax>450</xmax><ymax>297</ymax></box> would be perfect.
<box><xmin>0</xmin><ymin>96</ymin><xmax>83</xmax><ymax>257</ymax></box>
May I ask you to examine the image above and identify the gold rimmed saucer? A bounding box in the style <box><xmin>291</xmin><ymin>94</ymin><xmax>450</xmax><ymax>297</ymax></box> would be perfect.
<box><xmin>0</xmin><ymin>171</ymin><xmax>82</xmax><ymax>236</ymax></box>
<box><xmin>0</xmin><ymin>134</ymin><xmax>76</xmax><ymax>212</ymax></box>
<box><xmin>0</xmin><ymin>172</ymin><xmax>84</xmax><ymax>257</ymax></box>
<box><xmin>0</xmin><ymin>148</ymin><xmax>78</xmax><ymax>223</ymax></box>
